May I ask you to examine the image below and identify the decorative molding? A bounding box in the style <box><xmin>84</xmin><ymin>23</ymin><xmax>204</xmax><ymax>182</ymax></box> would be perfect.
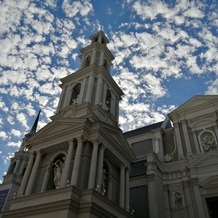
<box><xmin>188</xmin><ymin>112</ymin><xmax>217</xmax><ymax>130</ymax></box>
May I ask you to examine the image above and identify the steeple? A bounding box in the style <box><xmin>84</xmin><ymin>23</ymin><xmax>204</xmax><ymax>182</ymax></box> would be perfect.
<box><xmin>25</xmin><ymin>110</ymin><xmax>41</xmax><ymax>137</ymax></box>
<box><xmin>0</xmin><ymin>31</ymin><xmax>135</xmax><ymax>218</ymax></box>
<box><xmin>55</xmin><ymin>30</ymin><xmax>123</xmax><ymax>125</ymax></box>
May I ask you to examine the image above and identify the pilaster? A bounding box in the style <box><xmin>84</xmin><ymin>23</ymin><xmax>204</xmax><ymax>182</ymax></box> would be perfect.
<box><xmin>181</xmin><ymin>120</ymin><xmax>192</xmax><ymax>156</ymax></box>
<box><xmin>174</xmin><ymin>122</ymin><xmax>184</xmax><ymax>159</ymax></box>
<box><xmin>125</xmin><ymin>167</ymin><xmax>130</xmax><ymax>212</ymax></box>
<box><xmin>192</xmin><ymin>178</ymin><xmax>205</xmax><ymax>218</ymax></box>
<box><xmin>119</xmin><ymin>164</ymin><xmax>125</xmax><ymax>209</ymax></box>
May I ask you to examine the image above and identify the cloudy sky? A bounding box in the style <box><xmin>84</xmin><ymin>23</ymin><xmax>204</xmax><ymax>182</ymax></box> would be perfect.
<box><xmin>0</xmin><ymin>0</ymin><xmax>217</xmax><ymax>182</ymax></box>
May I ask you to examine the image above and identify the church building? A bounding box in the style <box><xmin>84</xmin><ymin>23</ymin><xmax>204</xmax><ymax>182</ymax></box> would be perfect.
<box><xmin>0</xmin><ymin>30</ymin><xmax>218</xmax><ymax>218</ymax></box>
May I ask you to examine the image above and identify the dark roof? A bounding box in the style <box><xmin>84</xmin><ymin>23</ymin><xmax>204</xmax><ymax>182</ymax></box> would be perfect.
<box><xmin>123</xmin><ymin>121</ymin><xmax>163</xmax><ymax>138</ymax></box>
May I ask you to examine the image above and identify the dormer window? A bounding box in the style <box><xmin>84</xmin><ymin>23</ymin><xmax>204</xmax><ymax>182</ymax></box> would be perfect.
<box><xmin>71</xmin><ymin>83</ymin><xmax>81</xmax><ymax>104</ymax></box>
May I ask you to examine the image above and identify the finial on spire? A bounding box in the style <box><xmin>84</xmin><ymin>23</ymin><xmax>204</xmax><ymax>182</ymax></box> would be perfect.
<box><xmin>25</xmin><ymin>109</ymin><xmax>41</xmax><ymax>137</ymax></box>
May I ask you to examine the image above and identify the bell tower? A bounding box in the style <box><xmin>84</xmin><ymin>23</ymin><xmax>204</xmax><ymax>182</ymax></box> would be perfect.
<box><xmin>1</xmin><ymin>31</ymin><xmax>135</xmax><ymax>218</ymax></box>
<box><xmin>55</xmin><ymin>30</ymin><xmax>122</xmax><ymax>126</ymax></box>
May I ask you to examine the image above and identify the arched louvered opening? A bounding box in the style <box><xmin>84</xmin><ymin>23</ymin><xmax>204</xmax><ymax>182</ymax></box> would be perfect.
<box><xmin>46</xmin><ymin>154</ymin><xmax>66</xmax><ymax>190</ymax></box>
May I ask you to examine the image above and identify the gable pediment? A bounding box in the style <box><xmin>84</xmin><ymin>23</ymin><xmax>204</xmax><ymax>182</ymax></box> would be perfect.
<box><xmin>169</xmin><ymin>95</ymin><xmax>218</xmax><ymax>118</ymax></box>
<box><xmin>98</xmin><ymin>124</ymin><xmax>135</xmax><ymax>162</ymax></box>
<box><xmin>26</xmin><ymin>118</ymin><xmax>87</xmax><ymax>144</ymax></box>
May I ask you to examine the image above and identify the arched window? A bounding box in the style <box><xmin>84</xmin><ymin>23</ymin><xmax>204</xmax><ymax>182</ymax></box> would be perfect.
<box><xmin>84</xmin><ymin>56</ymin><xmax>91</xmax><ymax>68</ymax></box>
<box><xmin>46</xmin><ymin>154</ymin><xmax>65</xmax><ymax>190</ymax></box>
<box><xmin>71</xmin><ymin>83</ymin><xmax>81</xmax><ymax>104</ymax></box>
<box><xmin>105</xmin><ymin>89</ymin><xmax>111</xmax><ymax>112</ymax></box>
<box><xmin>101</xmin><ymin>162</ymin><xmax>109</xmax><ymax>196</ymax></box>
<box><xmin>94</xmin><ymin>37</ymin><xmax>98</xmax><ymax>42</ymax></box>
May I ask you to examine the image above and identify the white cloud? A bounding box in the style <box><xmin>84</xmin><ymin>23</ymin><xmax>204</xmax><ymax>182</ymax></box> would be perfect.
<box><xmin>0</xmin><ymin>131</ymin><xmax>7</xmax><ymax>140</ymax></box>
<box><xmin>205</xmin><ymin>79</ymin><xmax>218</xmax><ymax>95</ymax></box>
<box><xmin>62</xmin><ymin>0</ymin><xmax>93</xmax><ymax>17</ymax></box>
<box><xmin>0</xmin><ymin>99</ymin><xmax>9</xmax><ymax>112</ymax></box>
<box><xmin>16</xmin><ymin>112</ymin><xmax>28</xmax><ymax>129</ymax></box>
<box><xmin>7</xmin><ymin>116</ymin><xmax>15</xmax><ymax>125</ymax></box>
<box><xmin>6</xmin><ymin>141</ymin><xmax>21</xmax><ymax>147</ymax></box>
<box><xmin>10</xmin><ymin>129</ymin><xmax>21</xmax><ymax>137</ymax></box>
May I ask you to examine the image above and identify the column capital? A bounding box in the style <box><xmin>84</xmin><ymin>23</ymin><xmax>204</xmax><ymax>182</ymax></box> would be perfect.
<box><xmin>119</xmin><ymin>164</ymin><xmax>126</xmax><ymax>170</ymax></box>
<box><xmin>28</xmin><ymin>152</ymin><xmax>35</xmax><ymax>158</ymax></box>
<box><xmin>77</xmin><ymin>135</ymin><xmax>84</xmax><ymax>143</ymax></box>
<box><xmin>191</xmin><ymin>178</ymin><xmax>199</xmax><ymax>186</ymax></box>
<box><xmin>100</xmin><ymin>144</ymin><xmax>106</xmax><ymax>150</ymax></box>
<box><xmin>92</xmin><ymin>139</ymin><xmax>101</xmax><ymax>146</ymax></box>
<box><xmin>67</xmin><ymin>139</ymin><xmax>74</xmax><ymax>145</ymax></box>
<box><xmin>34</xmin><ymin>149</ymin><xmax>44</xmax><ymax>156</ymax></box>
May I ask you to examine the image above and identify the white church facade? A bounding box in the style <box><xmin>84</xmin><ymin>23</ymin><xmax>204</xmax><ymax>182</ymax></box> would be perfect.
<box><xmin>0</xmin><ymin>30</ymin><xmax>218</xmax><ymax>218</ymax></box>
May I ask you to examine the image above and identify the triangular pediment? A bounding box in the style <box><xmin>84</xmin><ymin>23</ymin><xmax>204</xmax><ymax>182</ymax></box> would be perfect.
<box><xmin>187</xmin><ymin>152</ymin><xmax>218</xmax><ymax>168</ymax></box>
<box><xmin>169</xmin><ymin>95</ymin><xmax>218</xmax><ymax>116</ymax></box>
<box><xmin>25</xmin><ymin>118</ymin><xmax>87</xmax><ymax>145</ymax></box>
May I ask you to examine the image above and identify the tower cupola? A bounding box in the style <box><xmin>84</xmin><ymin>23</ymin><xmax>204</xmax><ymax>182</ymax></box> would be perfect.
<box><xmin>55</xmin><ymin>30</ymin><xmax>123</xmax><ymax>125</ymax></box>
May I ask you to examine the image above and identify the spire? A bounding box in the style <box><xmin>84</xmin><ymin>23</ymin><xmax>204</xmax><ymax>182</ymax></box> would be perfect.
<box><xmin>25</xmin><ymin>110</ymin><xmax>41</xmax><ymax>137</ymax></box>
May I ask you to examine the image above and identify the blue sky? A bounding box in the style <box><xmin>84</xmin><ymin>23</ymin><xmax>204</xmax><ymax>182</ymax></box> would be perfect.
<box><xmin>0</xmin><ymin>0</ymin><xmax>217</xmax><ymax>182</ymax></box>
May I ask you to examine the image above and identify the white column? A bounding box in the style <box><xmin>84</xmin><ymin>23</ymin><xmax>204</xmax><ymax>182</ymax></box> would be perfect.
<box><xmin>86</xmin><ymin>76</ymin><xmax>94</xmax><ymax>103</ymax></box>
<box><xmin>119</xmin><ymin>164</ymin><xmax>125</xmax><ymax>209</ymax></box>
<box><xmin>78</xmin><ymin>79</ymin><xmax>86</xmax><ymax>104</ymax></box>
<box><xmin>14</xmin><ymin>159</ymin><xmax>21</xmax><ymax>174</ymax></box>
<box><xmin>192</xmin><ymin>179</ymin><xmax>205</xmax><ymax>218</ymax></box>
<box><xmin>71</xmin><ymin>137</ymin><xmax>83</xmax><ymax>186</ymax></box>
<box><xmin>60</xmin><ymin>140</ymin><xmax>75</xmax><ymax>188</ymax></box>
<box><xmin>88</xmin><ymin>140</ymin><xmax>99</xmax><ymax>189</ymax></box>
<box><xmin>41</xmin><ymin>164</ymin><xmax>51</xmax><ymax>192</ymax></box>
<box><xmin>99</xmin><ymin>51</ymin><xmax>105</xmax><ymax>66</ymax></box>
<box><xmin>95</xmin><ymin>76</ymin><xmax>103</xmax><ymax>105</ymax></box>
<box><xmin>110</xmin><ymin>93</ymin><xmax>115</xmax><ymax>116</ymax></box>
<box><xmin>96</xmin><ymin>145</ymin><xmax>105</xmax><ymax>190</ymax></box>
<box><xmin>174</xmin><ymin>122</ymin><xmax>184</xmax><ymax>159</ymax></box>
<box><xmin>125</xmin><ymin>168</ymin><xmax>130</xmax><ymax>212</ymax></box>
<box><xmin>63</xmin><ymin>85</ymin><xmax>70</xmax><ymax>108</ymax></box>
<box><xmin>91</xmin><ymin>49</ymin><xmax>97</xmax><ymax>64</ymax></box>
<box><xmin>148</xmin><ymin>179</ymin><xmax>159</xmax><ymax>218</ymax></box>
<box><xmin>25</xmin><ymin>150</ymin><xmax>42</xmax><ymax>195</ymax></box>
<box><xmin>18</xmin><ymin>153</ymin><xmax>35</xmax><ymax>196</ymax></box>
<box><xmin>18</xmin><ymin>158</ymin><xmax>27</xmax><ymax>175</ymax></box>
<box><xmin>98</xmin><ymin>34</ymin><xmax>103</xmax><ymax>44</ymax></box>
<box><xmin>181</xmin><ymin>120</ymin><xmax>192</xmax><ymax>156</ymax></box>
